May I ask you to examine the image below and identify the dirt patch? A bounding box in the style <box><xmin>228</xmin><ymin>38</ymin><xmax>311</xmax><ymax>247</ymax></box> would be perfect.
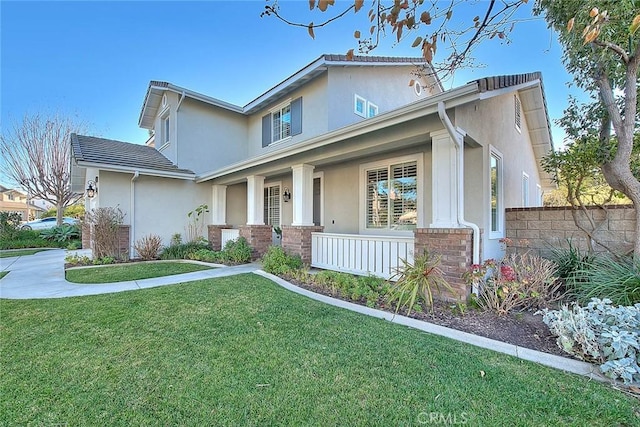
<box><xmin>288</xmin><ymin>277</ymin><xmax>568</xmax><ymax>358</ymax></box>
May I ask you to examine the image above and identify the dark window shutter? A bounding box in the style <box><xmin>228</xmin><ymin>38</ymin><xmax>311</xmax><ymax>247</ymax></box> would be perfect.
<box><xmin>262</xmin><ymin>114</ymin><xmax>271</xmax><ymax>147</ymax></box>
<box><xmin>291</xmin><ymin>97</ymin><xmax>302</xmax><ymax>136</ymax></box>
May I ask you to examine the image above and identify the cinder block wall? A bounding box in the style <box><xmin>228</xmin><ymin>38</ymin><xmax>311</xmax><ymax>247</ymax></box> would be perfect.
<box><xmin>505</xmin><ymin>205</ymin><xmax>634</xmax><ymax>257</ymax></box>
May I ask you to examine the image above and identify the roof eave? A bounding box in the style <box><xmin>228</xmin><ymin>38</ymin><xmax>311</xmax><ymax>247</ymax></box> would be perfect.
<box><xmin>75</xmin><ymin>160</ymin><xmax>196</xmax><ymax>180</ymax></box>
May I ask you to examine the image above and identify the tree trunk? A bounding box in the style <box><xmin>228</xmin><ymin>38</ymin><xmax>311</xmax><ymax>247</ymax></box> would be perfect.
<box><xmin>56</xmin><ymin>202</ymin><xmax>64</xmax><ymax>226</ymax></box>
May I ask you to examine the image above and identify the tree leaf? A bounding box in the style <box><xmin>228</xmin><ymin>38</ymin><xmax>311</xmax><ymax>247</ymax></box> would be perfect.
<box><xmin>589</xmin><ymin>7</ymin><xmax>599</xmax><ymax>18</ymax></box>
<box><xmin>409</xmin><ymin>79</ymin><xmax>415</xmax><ymax>87</ymax></box>
<box><xmin>318</xmin><ymin>0</ymin><xmax>328</xmax><ymax>12</ymax></box>
<box><xmin>370</xmin><ymin>25</ymin><xmax>376</xmax><ymax>35</ymax></box>
<box><xmin>567</xmin><ymin>17</ymin><xmax>575</xmax><ymax>32</ymax></box>
<box><xmin>446</xmin><ymin>10</ymin><xmax>452</xmax><ymax>20</ymax></box>
<box><xmin>354</xmin><ymin>30</ymin><xmax>361</xmax><ymax>39</ymax></box>
<box><xmin>630</xmin><ymin>14</ymin><xmax>640</xmax><ymax>35</ymax></box>
<box><xmin>420</xmin><ymin>11</ymin><xmax>431</xmax><ymax>25</ymax></box>
<box><xmin>411</xmin><ymin>36</ymin><xmax>423</xmax><ymax>48</ymax></box>
<box><xmin>397</xmin><ymin>23</ymin><xmax>403</xmax><ymax>42</ymax></box>
<box><xmin>308</xmin><ymin>23</ymin><xmax>315</xmax><ymax>39</ymax></box>
<box><xmin>346</xmin><ymin>49</ymin><xmax>354</xmax><ymax>60</ymax></box>
<box><xmin>354</xmin><ymin>0</ymin><xmax>364</xmax><ymax>13</ymax></box>
<box><xmin>309</xmin><ymin>0</ymin><xmax>315</xmax><ymax>10</ymax></box>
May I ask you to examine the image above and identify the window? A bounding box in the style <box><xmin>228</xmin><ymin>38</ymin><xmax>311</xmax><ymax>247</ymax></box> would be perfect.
<box><xmin>364</xmin><ymin>161</ymin><xmax>418</xmax><ymax>231</ymax></box>
<box><xmin>262</xmin><ymin>97</ymin><xmax>302</xmax><ymax>147</ymax></box>
<box><xmin>7</xmin><ymin>193</ymin><xmax>14</xmax><ymax>201</ymax></box>
<box><xmin>354</xmin><ymin>94</ymin><xmax>366</xmax><ymax>117</ymax></box>
<box><xmin>490</xmin><ymin>148</ymin><xmax>503</xmax><ymax>237</ymax></box>
<box><xmin>537</xmin><ymin>184</ymin><xmax>543</xmax><ymax>206</ymax></box>
<box><xmin>522</xmin><ymin>172</ymin><xmax>530</xmax><ymax>207</ymax></box>
<box><xmin>514</xmin><ymin>94</ymin><xmax>522</xmax><ymax>132</ymax></box>
<box><xmin>263</xmin><ymin>184</ymin><xmax>281</xmax><ymax>226</ymax></box>
<box><xmin>367</xmin><ymin>101</ymin><xmax>378</xmax><ymax>118</ymax></box>
<box><xmin>161</xmin><ymin>115</ymin><xmax>170</xmax><ymax>146</ymax></box>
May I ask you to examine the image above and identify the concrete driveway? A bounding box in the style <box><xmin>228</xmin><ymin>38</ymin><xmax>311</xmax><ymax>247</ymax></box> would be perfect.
<box><xmin>0</xmin><ymin>249</ymin><xmax>259</xmax><ymax>299</ymax></box>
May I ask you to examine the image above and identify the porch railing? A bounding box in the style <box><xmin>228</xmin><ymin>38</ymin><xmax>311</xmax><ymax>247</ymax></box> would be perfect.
<box><xmin>220</xmin><ymin>228</ymin><xmax>240</xmax><ymax>248</ymax></box>
<box><xmin>311</xmin><ymin>232</ymin><xmax>414</xmax><ymax>279</ymax></box>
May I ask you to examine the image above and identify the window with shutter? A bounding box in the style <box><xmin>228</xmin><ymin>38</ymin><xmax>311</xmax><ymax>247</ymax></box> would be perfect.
<box><xmin>365</xmin><ymin>161</ymin><xmax>417</xmax><ymax>231</ymax></box>
<box><xmin>262</xmin><ymin>97</ymin><xmax>302</xmax><ymax>147</ymax></box>
<box><xmin>263</xmin><ymin>184</ymin><xmax>281</xmax><ymax>226</ymax></box>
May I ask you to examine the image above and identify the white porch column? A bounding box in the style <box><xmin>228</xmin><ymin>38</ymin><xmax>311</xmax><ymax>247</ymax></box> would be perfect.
<box><xmin>211</xmin><ymin>184</ymin><xmax>227</xmax><ymax>225</ymax></box>
<box><xmin>246</xmin><ymin>175</ymin><xmax>265</xmax><ymax>225</ymax></box>
<box><xmin>291</xmin><ymin>163</ymin><xmax>315</xmax><ymax>226</ymax></box>
<box><xmin>430</xmin><ymin>129</ymin><xmax>460</xmax><ymax>228</ymax></box>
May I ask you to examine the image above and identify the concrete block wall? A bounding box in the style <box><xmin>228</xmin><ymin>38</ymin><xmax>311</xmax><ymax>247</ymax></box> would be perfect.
<box><xmin>505</xmin><ymin>205</ymin><xmax>634</xmax><ymax>257</ymax></box>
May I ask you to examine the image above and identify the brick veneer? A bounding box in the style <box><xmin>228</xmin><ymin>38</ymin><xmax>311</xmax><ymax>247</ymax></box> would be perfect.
<box><xmin>207</xmin><ymin>225</ymin><xmax>230</xmax><ymax>251</ymax></box>
<box><xmin>239</xmin><ymin>225</ymin><xmax>272</xmax><ymax>259</ymax></box>
<box><xmin>81</xmin><ymin>221</ymin><xmax>91</xmax><ymax>249</ymax></box>
<box><xmin>413</xmin><ymin>228</ymin><xmax>476</xmax><ymax>300</ymax></box>
<box><xmin>117</xmin><ymin>225</ymin><xmax>130</xmax><ymax>260</ymax></box>
<box><xmin>281</xmin><ymin>225</ymin><xmax>324</xmax><ymax>264</ymax></box>
<box><xmin>505</xmin><ymin>205</ymin><xmax>634</xmax><ymax>256</ymax></box>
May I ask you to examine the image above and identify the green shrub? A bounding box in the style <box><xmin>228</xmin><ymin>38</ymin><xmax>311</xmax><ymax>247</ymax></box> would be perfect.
<box><xmin>220</xmin><ymin>237</ymin><xmax>252</xmax><ymax>264</ymax></box>
<box><xmin>0</xmin><ymin>229</ymin><xmax>64</xmax><ymax>250</ymax></box>
<box><xmin>547</xmin><ymin>240</ymin><xmax>595</xmax><ymax>283</ymax></box>
<box><xmin>570</xmin><ymin>255</ymin><xmax>640</xmax><ymax>306</ymax></box>
<box><xmin>539</xmin><ymin>298</ymin><xmax>640</xmax><ymax>384</ymax></box>
<box><xmin>160</xmin><ymin>241</ymin><xmax>210</xmax><ymax>260</ymax></box>
<box><xmin>65</xmin><ymin>254</ymin><xmax>92</xmax><ymax>266</ymax></box>
<box><xmin>388</xmin><ymin>250</ymin><xmax>453</xmax><ymax>314</ymax></box>
<box><xmin>187</xmin><ymin>248</ymin><xmax>223</xmax><ymax>263</ymax></box>
<box><xmin>40</xmin><ymin>224</ymin><xmax>80</xmax><ymax>243</ymax></box>
<box><xmin>261</xmin><ymin>246</ymin><xmax>302</xmax><ymax>274</ymax></box>
<box><xmin>0</xmin><ymin>212</ymin><xmax>22</xmax><ymax>240</ymax></box>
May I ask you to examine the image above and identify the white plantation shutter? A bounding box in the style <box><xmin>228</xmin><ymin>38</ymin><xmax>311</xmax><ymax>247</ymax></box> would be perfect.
<box><xmin>264</xmin><ymin>186</ymin><xmax>280</xmax><ymax>226</ymax></box>
<box><xmin>365</xmin><ymin>161</ymin><xmax>417</xmax><ymax>230</ymax></box>
<box><xmin>366</xmin><ymin>168</ymin><xmax>388</xmax><ymax>228</ymax></box>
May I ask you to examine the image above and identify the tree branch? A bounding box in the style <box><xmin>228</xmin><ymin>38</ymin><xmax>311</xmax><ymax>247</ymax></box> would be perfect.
<box><xmin>592</xmin><ymin>39</ymin><xmax>629</xmax><ymax>63</ymax></box>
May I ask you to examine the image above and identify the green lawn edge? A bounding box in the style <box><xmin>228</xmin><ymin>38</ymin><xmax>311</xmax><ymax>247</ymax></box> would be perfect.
<box><xmin>65</xmin><ymin>261</ymin><xmax>214</xmax><ymax>283</ymax></box>
<box><xmin>0</xmin><ymin>248</ymin><xmax>50</xmax><ymax>258</ymax></box>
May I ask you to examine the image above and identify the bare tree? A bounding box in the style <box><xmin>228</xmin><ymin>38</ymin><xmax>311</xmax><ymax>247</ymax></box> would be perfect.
<box><xmin>0</xmin><ymin>113</ymin><xmax>85</xmax><ymax>226</ymax></box>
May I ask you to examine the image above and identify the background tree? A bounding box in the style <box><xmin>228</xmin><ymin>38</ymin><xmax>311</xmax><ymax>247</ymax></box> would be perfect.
<box><xmin>534</xmin><ymin>1</ymin><xmax>640</xmax><ymax>258</ymax></box>
<box><xmin>0</xmin><ymin>113</ymin><xmax>85</xmax><ymax>226</ymax></box>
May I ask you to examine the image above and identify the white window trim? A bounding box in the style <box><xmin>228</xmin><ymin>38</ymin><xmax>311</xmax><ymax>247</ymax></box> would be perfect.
<box><xmin>264</xmin><ymin>181</ymin><xmax>282</xmax><ymax>227</ymax></box>
<box><xmin>358</xmin><ymin>153</ymin><xmax>423</xmax><ymax>236</ymax></box>
<box><xmin>514</xmin><ymin>94</ymin><xmax>522</xmax><ymax>133</ymax></box>
<box><xmin>537</xmin><ymin>184</ymin><xmax>543</xmax><ymax>206</ymax></box>
<box><xmin>270</xmin><ymin>99</ymin><xmax>293</xmax><ymax>145</ymax></box>
<box><xmin>314</xmin><ymin>171</ymin><xmax>324</xmax><ymax>227</ymax></box>
<box><xmin>161</xmin><ymin>113</ymin><xmax>170</xmax><ymax>146</ymax></box>
<box><xmin>367</xmin><ymin>101</ymin><xmax>379</xmax><ymax>118</ymax></box>
<box><xmin>522</xmin><ymin>171</ymin><xmax>530</xmax><ymax>207</ymax></box>
<box><xmin>354</xmin><ymin>94</ymin><xmax>366</xmax><ymax>118</ymax></box>
<box><xmin>489</xmin><ymin>145</ymin><xmax>504</xmax><ymax>239</ymax></box>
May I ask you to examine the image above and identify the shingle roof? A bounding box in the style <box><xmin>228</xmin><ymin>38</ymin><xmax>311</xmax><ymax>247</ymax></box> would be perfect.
<box><xmin>471</xmin><ymin>72</ymin><xmax>542</xmax><ymax>92</ymax></box>
<box><xmin>322</xmin><ymin>54</ymin><xmax>427</xmax><ymax>63</ymax></box>
<box><xmin>70</xmin><ymin>134</ymin><xmax>194</xmax><ymax>176</ymax></box>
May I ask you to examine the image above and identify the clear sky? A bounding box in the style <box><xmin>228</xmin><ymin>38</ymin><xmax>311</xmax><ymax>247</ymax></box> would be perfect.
<box><xmin>1</xmin><ymin>0</ymin><xmax>586</xmax><ymax>149</ymax></box>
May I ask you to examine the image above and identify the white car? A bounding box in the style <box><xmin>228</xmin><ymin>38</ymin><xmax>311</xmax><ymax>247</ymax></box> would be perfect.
<box><xmin>20</xmin><ymin>217</ymin><xmax>79</xmax><ymax>230</ymax></box>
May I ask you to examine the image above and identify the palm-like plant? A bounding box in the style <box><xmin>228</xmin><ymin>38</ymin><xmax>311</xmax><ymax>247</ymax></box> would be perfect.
<box><xmin>387</xmin><ymin>250</ymin><xmax>454</xmax><ymax>314</ymax></box>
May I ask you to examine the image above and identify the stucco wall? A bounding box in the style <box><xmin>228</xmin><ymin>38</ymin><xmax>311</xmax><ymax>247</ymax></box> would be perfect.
<box><xmin>505</xmin><ymin>205</ymin><xmax>634</xmax><ymax>257</ymax></box>
<box><xmin>154</xmin><ymin>91</ymin><xmax>180</xmax><ymax>164</ymax></box>
<box><xmin>226</xmin><ymin>182</ymin><xmax>247</xmax><ymax>227</ymax></box>
<box><xmin>177</xmin><ymin>98</ymin><xmax>247</xmax><ymax>174</ymax></box>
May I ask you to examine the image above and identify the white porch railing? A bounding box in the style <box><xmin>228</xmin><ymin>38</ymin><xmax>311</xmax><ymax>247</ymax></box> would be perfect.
<box><xmin>220</xmin><ymin>229</ymin><xmax>240</xmax><ymax>248</ymax></box>
<box><xmin>311</xmin><ymin>232</ymin><xmax>414</xmax><ymax>279</ymax></box>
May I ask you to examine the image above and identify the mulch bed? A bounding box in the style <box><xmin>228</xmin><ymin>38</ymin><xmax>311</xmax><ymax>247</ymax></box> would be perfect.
<box><xmin>285</xmin><ymin>276</ymin><xmax>569</xmax><ymax>358</ymax></box>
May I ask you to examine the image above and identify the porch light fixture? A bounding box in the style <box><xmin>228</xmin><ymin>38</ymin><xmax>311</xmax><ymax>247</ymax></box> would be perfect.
<box><xmin>283</xmin><ymin>187</ymin><xmax>291</xmax><ymax>202</ymax></box>
<box><xmin>86</xmin><ymin>178</ymin><xmax>98</xmax><ymax>198</ymax></box>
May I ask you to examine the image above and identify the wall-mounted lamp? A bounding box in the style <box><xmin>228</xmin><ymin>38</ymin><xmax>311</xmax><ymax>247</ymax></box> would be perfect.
<box><xmin>283</xmin><ymin>187</ymin><xmax>291</xmax><ymax>202</ymax></box>
<box><xmin>86</xmin><ymin>177</ymin><xmax>98</xmax><ymax>198</ymax></box>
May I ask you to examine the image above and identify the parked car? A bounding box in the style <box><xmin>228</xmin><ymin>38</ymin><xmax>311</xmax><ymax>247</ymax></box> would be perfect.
<box><xmin>20</xmin><ymin>217</ymin><xmax>79</xmax><ymax>230</ymax></box>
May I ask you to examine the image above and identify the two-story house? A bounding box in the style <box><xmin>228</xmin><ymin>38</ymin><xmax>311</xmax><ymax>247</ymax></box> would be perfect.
<box><xmin>70</xmin><ymin>54</ymin><xmax>553</xmax><ymax>297</ymax></box>
<box><xmin>0</xmin><ymin>185</ymin><xmax>45</xmax><ymax>220</ymax></box>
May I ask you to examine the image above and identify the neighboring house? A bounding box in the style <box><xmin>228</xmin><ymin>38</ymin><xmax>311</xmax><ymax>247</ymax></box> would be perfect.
<box><xmin>70</xmin><ymin>54</ymin><xmax>553</xmax><ymax>297</ymax></box>
<box><xmin>0</xmin><ymin>185</ymin><xmax>45</xmax><ymax>220</ymax></box>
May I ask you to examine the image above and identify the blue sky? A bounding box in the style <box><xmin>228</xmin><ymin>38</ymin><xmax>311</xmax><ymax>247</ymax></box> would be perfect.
<box><xmin>1</xmin><ymin>0</ymin><xmax>586</xmax><ymax>147</ymax></box>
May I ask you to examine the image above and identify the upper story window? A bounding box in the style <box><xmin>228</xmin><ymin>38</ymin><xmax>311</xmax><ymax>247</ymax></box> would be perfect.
<box><xmin>361</xmin><ymin>156</ymin><xmax>420</xmax><ymax>233</ymax></box>
<box><xmin>161</xmin><ymin>115</ymin><xmax>170</xmax><ymax>146</ymax></box>
<box><xmin>7</xmin><ymin>193</ymin><xmax>14</xmax><ymax>201</ymax></box>
<box><xmin>354</xmin><ymin>94</ymin><xmax>366</xmax><ymax>117</ymax></box>
<box><xmin>262</xmin><ymin>97</ymin><xmax>302</xmax><ymax>147</ymax></box>
<box><xmin>514</xmin><ymin>94</ymin><xmax>522</xmax><ymax>132</ymax></box>
<box><xmin>490</xmin><ymin>147</ymin><xmax>504</xmax><ymax>238</ymax></box>
<box><xmin>367</xmin><ymin>102</ymin><xmax>379</xmax><ymax>118</ymax></box>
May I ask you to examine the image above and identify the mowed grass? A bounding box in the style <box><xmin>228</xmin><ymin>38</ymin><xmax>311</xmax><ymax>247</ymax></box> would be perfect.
<box><xmin>65</xmin><ymin>262</ymin><xmax>214</xmax><ymax>283</ymax></box>
<box><xmin>0</xmin><ymin>271</ymin><xmax>7</xmax><ymax>280</ymax></box>
<box><xmin>0</xmin><ymin>249</ymin><xmax>48</xmax><ymax>258</ymax></box>
<box><xmin>2</xmin><ymin>274</ymin><xmax>638</xmax><ymax>426</ymax></box>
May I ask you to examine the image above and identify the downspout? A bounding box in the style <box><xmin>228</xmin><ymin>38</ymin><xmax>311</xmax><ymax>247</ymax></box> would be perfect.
<box><xmin>130</xmin><ymin>171</ymin><xmax>140</xmax><ymax>258</ymax></box>
<box><xmin>437</xmin><ymin>101</ymin><xmax>481</xmax><ymax>270</ymax></box>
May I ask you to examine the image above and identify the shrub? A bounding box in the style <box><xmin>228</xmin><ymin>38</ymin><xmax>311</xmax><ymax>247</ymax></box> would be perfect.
<box><xmin>539</xmin><ymin>298</ymin><xmax>640</xmax><ymax>384</ymax></box>
<box><xmin>65</xmin><ymin>254</ymin><xmax>92</xmax><ymax>266</ymax></box>
<box><xmin>187</xmin><ymin>248</ymin><xmax>223</xmax><ymax>263</ymax></box>
<box><xmin>40</xmin><ymin>224</ymin><xmax>80</xmax><ymax>243</ymax></box>
<box><xmin>261</xmin><ymin>246</ymin><xmax>303</xmax><ymax>274</ymax></box>
<box><xmin>0</xmin><ymin>212</ymin><xmax>22</xmax><ymax>240</ymax></box>
<box><xmin>134</xmin><ymin>234</ymin><xmax>163</xmax><ymax>260</ymax></box>
<box><xmin>84</xmin><ymin>207</ymin><xmax>125</xmax><ymax>259</ymax></box>
<box><xmin>464</xmin><ymin>253</ymin><xmax>562</xmax><ymax>315</ymax></box>
<box><xmin>387</xmin><ymin>250</ymin><xmax>453</xmax><ymax>314</ymax></box>
<box><xmin>220</xmin><ymin>237</ymin><xmax>252</xmax><ymax>264</ymax></box>
<box><xmin>570</xmin><ymin>255</ymin><xmax>640</xmax><ymax>306</ymax></box>
<box><xmin>547</xmin><ymin>239</ymin><xmax>596</xmax><ymax>283</ymax></box>
<box><xmin>160</xmin><ymin>241</ymin><xmax>209</xmax><ymax>260</ymax></box>
<box><xmin>0</xmin><ymin>229</ymin><xmax>62</xmax><ymax>250</ymax></box>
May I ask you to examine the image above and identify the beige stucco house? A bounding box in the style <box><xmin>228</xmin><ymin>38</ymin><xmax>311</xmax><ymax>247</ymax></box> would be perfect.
<box><xmin>0</xmin><ymin>185</ymin><xmax>45</xmax><ymax>220</ymax></box>
<box><xmin>70</xmin><ymin>54</ymin><xmax>554</xmax><ymax>297</ymax></box>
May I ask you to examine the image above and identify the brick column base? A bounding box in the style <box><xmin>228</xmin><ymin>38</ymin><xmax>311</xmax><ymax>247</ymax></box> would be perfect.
<box><xmin>117</xmin><ymin>225</ymin><xmax>130</xmax><ymax>260</ymax></box>
<box><xmin>282</xmin><ymin>225</ymin><xmax>324</xmax><ymax>265</ymax></box>
<box><xmin>81</xmin><ymin>221</ymin><xmax>91</xmax><ymax>250</ymax></box>
<box><xmin>239</xmin><ymin>225</ymin><xmax>272</xmax><ymax>259</ymax></box>
<box><xmin>208</xmin><ymin>224</ymin><xmax>230</xmax><ymax>251</ymax></box>
<box><xmin>413</xmin><ymin>228</ymin><xmax>478</xmax><ymax>301</ymax></box>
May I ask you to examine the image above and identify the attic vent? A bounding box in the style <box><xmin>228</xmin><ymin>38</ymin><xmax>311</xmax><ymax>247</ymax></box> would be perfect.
<box><xmin>414</xmin><ymin>81</ymin><xmax>423</xmax><ymax>96</ymax></box>
<box><xmin>162</xmin><ymin>94</ymin><xmax>167</xmax><ymax>108</ymax></box>
<box><xmin>514</xmin><ymin>94</ymin><xmax>522</xmax><ymax>132</ymax></box>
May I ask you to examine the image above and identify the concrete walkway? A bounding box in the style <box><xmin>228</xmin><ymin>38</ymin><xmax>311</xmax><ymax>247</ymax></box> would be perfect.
<box><xmin>0</xmin><ymin>249</ymin><xmax>259</xmax><ymax>299</ymax></box>
<box><xmin>0</xmin><ymin>247</ymin><xmax>606</xmax><ymax>384</ymax></box>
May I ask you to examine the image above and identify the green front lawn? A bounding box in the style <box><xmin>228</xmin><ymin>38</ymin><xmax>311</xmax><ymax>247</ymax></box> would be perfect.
<box><xmin>2</xmin><ymin>274</ymin><xmax>638</xmax><ymax>425</ymax></box>
<box><xmin>65</xmin><ymin>262</ymin><xmax>213</xmax><ymax>283</ymax></box>
<box><xmin>0</xmin><ymin>271</ymin><xmax>8</xmax><ymax>280</ymax></box>
<box><xmin>0</xmin><ymin>249</ymin><xmax>48</xmax><ymax>258</ymax></box>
